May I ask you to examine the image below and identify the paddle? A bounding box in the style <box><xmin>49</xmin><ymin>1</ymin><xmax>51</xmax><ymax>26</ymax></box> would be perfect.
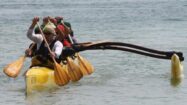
<box><xmin>66</xmin><ymin>57</ymin><xmax>83</xmax><ymax>81</ymax></box>
<box><xmin>76</xmin><ymin>53</ymin><xmax>94</xmax><ymax>75</ymax></box>
<box><xmin>55</xmin><ymin>23</ymin><xmax>83</xmax><ymax>81</ymax></box>
<box><xmin>3</xmin><ymin>43</ymin><xmax>36</xmax><ymax>78</ymax></box>
<box><xmin>62</xmin><ymin>22</ymin><xmax>94</xmax><ymax>76</ymax></box>
<box><xmin>37</xmin><ymin>22</ymin><xmax>70</xmax><ymax>86</ymax></box>
<box><xmin>68</xmin><ymin>35</ymin><xmax>94</xmax><ymax>75</ymax></box>
<box><xmin>4</xmin><ymin>56</ymin><xmax>26</xmax><ymax>78</ymax></box>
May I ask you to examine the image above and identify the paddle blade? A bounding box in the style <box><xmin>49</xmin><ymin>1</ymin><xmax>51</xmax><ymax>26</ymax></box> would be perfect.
<box><xmin>3</xmin><ymin>56</ymin><xmax>26</xmax><ymax>78</ymax></box>
<box><xmin>77</xmin><ymin>54</ymin><xmax>94</xmax><ymax>75</ymax></box>
<box><xmin>54</xmin><ymin>62</ymin><xmax>70</xmax><ymax>86</ymax></box>
<box><xmin>67</xmin><ymin>57</ymin><xmax>83</xmax><ymax>82</ymax></box>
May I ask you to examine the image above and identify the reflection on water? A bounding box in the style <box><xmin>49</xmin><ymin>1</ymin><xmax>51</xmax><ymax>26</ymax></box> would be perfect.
<box><xmin>26</xmin><ymin>90</ymin><xmax>60</xmax><ymax>105</ymax></box>
<box><xmin>170</xmin><ymin>78</ymin><xmax>182</xmax><ymax>87</ymax></box>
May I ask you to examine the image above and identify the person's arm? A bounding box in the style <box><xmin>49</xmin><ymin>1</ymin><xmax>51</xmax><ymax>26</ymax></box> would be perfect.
<box><xmin>27</xmin><ymin>17</ymin><xmax>43</xmax><ymax>44</ymax></box>
<box><xmin>52</xmin><ymin>41</ymin><xmax>63</xmax><ymax>59</ymax></box>
<box><xmin>25</xmin><ymin>43</ymin><xmax>36</xmax><ymax>57</ymax></box>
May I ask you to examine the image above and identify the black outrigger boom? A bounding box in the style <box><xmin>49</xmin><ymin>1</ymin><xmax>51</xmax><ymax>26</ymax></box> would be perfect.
<box><xmin>71</xmin><ymin>41</ymin><xmax>184</xmax><ymax>61</ymax></box>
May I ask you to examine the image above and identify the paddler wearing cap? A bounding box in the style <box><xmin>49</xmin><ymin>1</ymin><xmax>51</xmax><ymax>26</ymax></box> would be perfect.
<box><xmin>26</xmin><ymin>17</ymin><xmax>63</xmax><ymax>69</ymax></box>
<box><xmin>55</xmin><ymin>16</ymin><xmax>78</xmax><ymax>44</ymax></box>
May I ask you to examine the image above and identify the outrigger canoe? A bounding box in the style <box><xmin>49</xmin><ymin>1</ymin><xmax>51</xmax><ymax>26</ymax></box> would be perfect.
<box><xmin>25</xmin><ymin>67</ymin><xmax>58</xmax><ymax>94</ymax></box>
<box><xmin>3</xmin><ymin>41</ymin><xmax>184</xmax><ymax>94</ymax></box>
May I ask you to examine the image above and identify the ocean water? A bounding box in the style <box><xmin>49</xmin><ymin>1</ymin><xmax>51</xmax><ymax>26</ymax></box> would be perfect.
<box><xmin>0</xmin><ymin>0</ymin><xmax>187</xmax><ymax>105</ymax></box>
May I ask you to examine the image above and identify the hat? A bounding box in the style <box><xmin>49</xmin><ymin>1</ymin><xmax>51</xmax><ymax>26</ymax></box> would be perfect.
<box><xmin>55</xmin><ymin>16</ymin><xmax>63</xmax><ymax>24</ymax></box>
<box><xmin>43</xmin><ymin>25</ymin><xmax>56</xmax><ymax>35</ymax></box>
<box><xmin>48</xmin><ymin>22</ymin><xmax>56</xmax><ymax>29</ymax></box>
<box><xmin>55</xmin><ymin>16</ymin><xmax>63</xmax><ymax>20</ymax></box>
<box><xmin>49</xmin><ymin>18</ymin><xmax>57</xmax><ymax>25</ymax></box>
<box><xmin>64</xmin><ymin>22</ymin><xmax>71</xmax><ymax>28</ymax></box>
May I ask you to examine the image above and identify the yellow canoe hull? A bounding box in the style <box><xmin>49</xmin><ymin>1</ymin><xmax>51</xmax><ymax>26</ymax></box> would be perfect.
<box><xmin>25</xmin><ymin>67</ymin><xmax>58</xmax><ymax>94</ymax></box>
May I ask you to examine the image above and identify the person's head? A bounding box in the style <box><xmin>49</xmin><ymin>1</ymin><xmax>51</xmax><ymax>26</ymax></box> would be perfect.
<box><xmin>55</xmin><ymin>16</ymin><xmax>63</xmax><ymax>24</ymax></box>
<box><xmin>49</xmin><ymin>18</ymin><xmax>57</xmax><ymax>26</ymax></box>
<box><xmin>64</xmin><ymin>22</ymin><xmax>74</xmax><ymax>36</ymax></box>
<box><xmin>64</xmin><ymin>22</ymin><xmax>71</xmax><ymax>29</ymax></box>
<box><xmin>43</xmin><ymin>25</ymin><xmax>56</xmax><ymax>42</ymax></box>
<box><xmin>43</xmin><ymin>17</ymin><xmax>49</xmax><ymax>25</ymax></box>
<box><xmin>43</xmin><ymin>17</ymin><xmax>56</xmax><ymax>29</ymax></box>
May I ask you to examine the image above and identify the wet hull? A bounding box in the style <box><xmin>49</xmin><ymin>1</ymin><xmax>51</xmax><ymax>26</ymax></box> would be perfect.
<box><xmin>25</xmin><ymin>67</ymin><xmax>58</xmax><ymax>94</ymax></box>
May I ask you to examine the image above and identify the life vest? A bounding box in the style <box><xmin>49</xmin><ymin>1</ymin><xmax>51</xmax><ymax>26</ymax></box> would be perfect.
<box><xmin>35</xmin><ymin>39</ymin><xmax>61</xmax><ymax>63</ymax></box>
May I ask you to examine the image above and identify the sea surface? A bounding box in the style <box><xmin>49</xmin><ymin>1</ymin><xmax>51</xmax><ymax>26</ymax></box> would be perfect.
<box><xmin>0</xmin><ymin>0</ymin><xmax>187</xmax><ymax>105</ymax></box>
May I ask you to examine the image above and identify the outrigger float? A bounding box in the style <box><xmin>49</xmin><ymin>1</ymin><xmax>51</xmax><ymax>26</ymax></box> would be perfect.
<box><xmin>25</xmin><ymin>41</ymin><xmax>184</xmax><ymax>94</ymax></box>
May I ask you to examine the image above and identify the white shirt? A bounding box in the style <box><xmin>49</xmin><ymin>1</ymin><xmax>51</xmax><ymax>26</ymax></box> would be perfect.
<box><xmin>27</xmin><ymin>28</ymin><xmax>63</xmax><ymax>58</ymax></box>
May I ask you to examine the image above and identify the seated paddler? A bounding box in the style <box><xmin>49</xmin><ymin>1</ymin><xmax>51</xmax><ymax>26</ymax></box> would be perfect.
<box><xmin>26</xmin><ymin>17</ymin><xmax>63</xmax><ymax>69</ymax></box>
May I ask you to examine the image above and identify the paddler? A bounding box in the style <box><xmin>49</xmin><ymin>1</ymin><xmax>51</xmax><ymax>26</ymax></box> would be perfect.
<box><xmin>55</xmin><ymin>16</ymin><xmax>78</xmax><ymax>44</ymax></box>
<box><xmin>26</xmin><ymin>17</ymin><xmax>63</xmax><ymax>69</ymax></box>
<box><xmin>55</xmin><ymin>20</ymin><xmax>76</xmax><ymax>59</ymax></box>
